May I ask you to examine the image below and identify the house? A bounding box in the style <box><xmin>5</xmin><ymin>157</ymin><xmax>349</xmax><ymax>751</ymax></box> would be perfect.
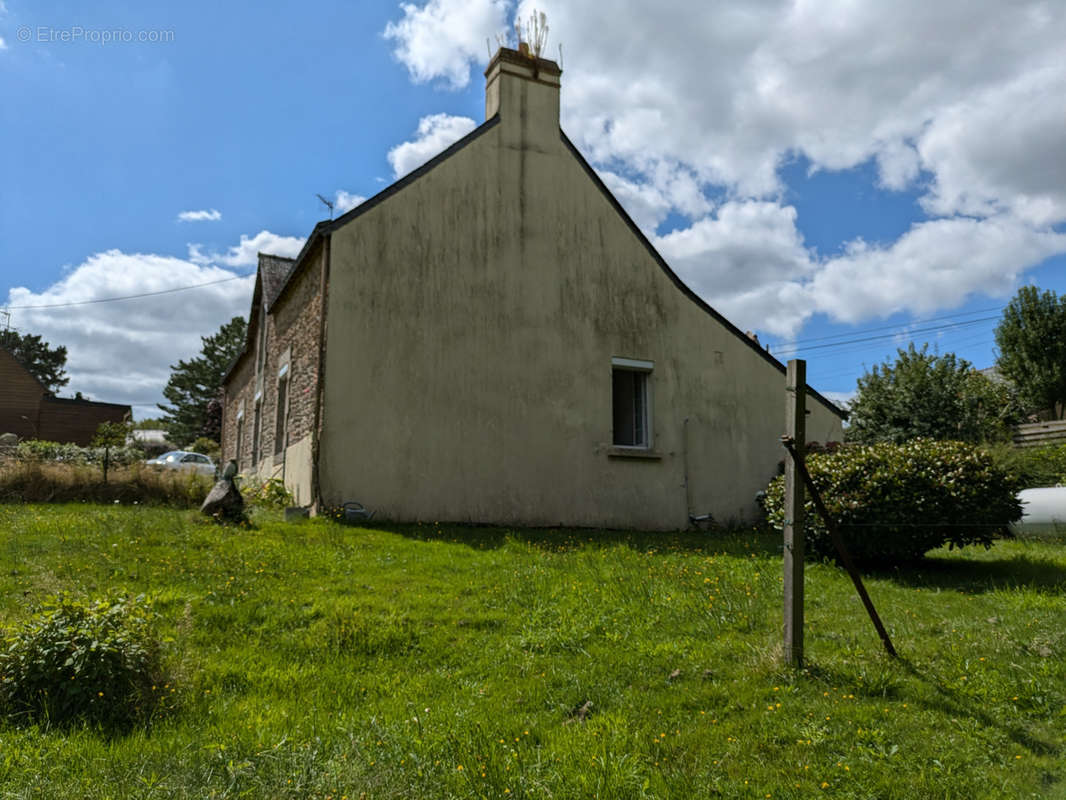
<box><xmin>0</xmin><ymin>345</ymin><xmax>130</xmax><ymax>445</ymax></box>
<box><xmin>221</xmin><ymin>47</ymin><xmax>845</xmax><ymax>529</ymax></box>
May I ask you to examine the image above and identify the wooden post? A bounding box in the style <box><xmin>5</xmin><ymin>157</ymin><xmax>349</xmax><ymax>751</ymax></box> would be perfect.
<box><xmin>783</xmin><ymin>359</ymin><xmax>806</xmax><ymax>666</ymax></box>
<box><xmin>780</xmin><ymin>437</ymin><xmax>898</xmax><ymax>657</ymax></box>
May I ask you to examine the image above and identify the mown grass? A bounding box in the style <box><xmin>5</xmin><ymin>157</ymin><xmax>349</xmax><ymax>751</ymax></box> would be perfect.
<box><xmin>0</xmin><ymin>505</ymin><xmax>1063</xmax><ymax>799</ymax></box>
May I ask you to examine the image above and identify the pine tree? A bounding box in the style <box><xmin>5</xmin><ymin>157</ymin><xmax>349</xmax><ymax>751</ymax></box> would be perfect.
<box><xmin>0</xmin><ymin>330</ymin><xmax>69</xmax><ymax>392</ymax></box>
<box><xmin>158</xmin><ymin>317</ymin><xmax>247</xmax><ymax>447</ymax></box>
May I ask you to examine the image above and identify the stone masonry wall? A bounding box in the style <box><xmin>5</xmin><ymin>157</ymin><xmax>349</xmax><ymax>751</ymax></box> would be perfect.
<box><xmin>222</xmin><ymin>243</ymin><xmax>324</xmax><ymax>479</ymax></box>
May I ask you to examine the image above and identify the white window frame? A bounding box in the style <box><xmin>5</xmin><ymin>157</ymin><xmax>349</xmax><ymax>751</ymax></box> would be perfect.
<box><xmin>611</xmin><ymin>357</ymin><xmax>653</xmax><ymax>449</ymax></box>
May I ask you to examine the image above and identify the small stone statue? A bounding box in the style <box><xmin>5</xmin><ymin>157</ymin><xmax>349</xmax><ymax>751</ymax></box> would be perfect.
<box><xmin>201</xmin><ymin>459</ymin><xmax>244</xmax><ymax>522</ymax></box>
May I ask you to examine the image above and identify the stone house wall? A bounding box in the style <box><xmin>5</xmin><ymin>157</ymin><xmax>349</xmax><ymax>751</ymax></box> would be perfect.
<box><xmin>222</xmin><ymin>244</ymin><xmax>324</xmax><ymax>504</ymax></box>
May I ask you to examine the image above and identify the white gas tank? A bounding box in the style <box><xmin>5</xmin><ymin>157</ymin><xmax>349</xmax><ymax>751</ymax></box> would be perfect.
<box><xmin>1013</xmin><ymin>487</ymin><xmax>1066</xmax><ymax>536</ymax></box>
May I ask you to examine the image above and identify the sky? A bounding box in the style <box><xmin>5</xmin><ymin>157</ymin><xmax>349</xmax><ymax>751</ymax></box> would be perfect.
<box><xmin>1</xmin><ymin>0</ymin><xmax>1064</xmax><ymax>419</ymax></box>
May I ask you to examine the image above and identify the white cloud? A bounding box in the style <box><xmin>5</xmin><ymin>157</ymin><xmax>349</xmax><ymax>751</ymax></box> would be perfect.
<box><xmin>655</xmin><ymin>202</ymin><xmax>817</xmax><ymax>335</ymax></box>
<box><xmin>917</xmin><ymin>65</ymin><xmax>1066</xmax><ymax>225</ymax></box>
<box><xmin>384</xmin><ymin>0</ymin><xmax>1066</xmax><ymax>337</ymax></box>
<box><xmin>0</xmin><ymin>36</ymin><xmax>7</xmax><ymax>51</ymax></box>
<box><xmin>387</xmin><ymin>113</ymin><xmax>476</xmax><ymax>178</ymax></box>
<box><xmin>809</xmin><ymin>216</ymin><xmax>1066</xmax><ymax>324</ymax></box>
<box><xmin>334</xmin><ymin>190</ymin><xmax>366</xmax><ymax>214</ymax></box>
<box><xmin>177</xmin><ymin>208</ymin><xmax>222</xmax><ymax>222</ymax></box>
<box><xmin>657</xmin><ymin>203</ymin><xmax>1066</xmax><ymax>338</ymax></box>
<box><xmin>188</xmin><ymin>230</ymin><xmax>306</xmax><ymax>268</ymax></box>
<box><xmin>5</xmin><ymin>251</ymin><xmax>254</xmax><ymax>418</ymax></box>
<box><xmin>384</xmin><ymin>0</ymin><xmax>509</xmax><ymax>89</ymax></box>
<box><xmin>600</xmin><ymin>171</ymin><xmax>670</xmax><ymax>233</ymax></box>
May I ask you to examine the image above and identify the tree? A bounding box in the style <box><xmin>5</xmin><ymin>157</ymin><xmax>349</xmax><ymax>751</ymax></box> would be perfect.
<box><xmin>0</xmin><ymin>330</ymin><xmax>69</xmax><ymax>392</ymax></box>
<box><xmin>92</xmin><ymin>419</ymin><xmax>132</xmax><ymax>484</ymax></box>
<box><xmin>847</xmin><ymin>343</ymin><xmax>1020</xmax><ymax>444</ymax></box>
<box><xmin>158</xmin><ymin>317</ymin><xmax>247</xmax><ymax>447</ymax></box>
<box><xmin>994</xmin><ymin>285</ymin><xmax>1066</xmax><ymax>419</ymax></box>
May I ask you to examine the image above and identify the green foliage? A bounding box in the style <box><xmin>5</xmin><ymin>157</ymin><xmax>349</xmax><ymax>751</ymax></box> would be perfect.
<box><xmin>988</xmin><ymin>442</ymin><xmax>1066</xmax><ymax>489</ymax></box>
<box><xmin>995</xmin><ymin>285</ymin><xmax>1066</xmax><ymax>419</ymax></box>
<box><xmin>0</xmin><ymin>505</ymin><xmax>1064</xmax><ymax>797</ymax></box>
<box><xmin>847</xmin><ymin>344</ymin><xmax>1021</xmax><ymax>444</ymax></box>
<box><xmin>16</xmin><ymin>438</ymin><xmax>143</xmax><ymax>466</ymax></box>
<box><xmin>0</xmin><ymin>594</ymin><xmax>170</xmax><ymax>729</ymax></box>
<box><xmin>91</xmin><ymin>421</ymin><xmax>130</xmax><ymax>450</ymax></box>
<box><xmin>0</xmin><ymin>329</ymin><xmax>69</xmax><ymax>392</ymax></box>
<box><xmin>763</xmin><ymin>439</ymin><xmax>1022</xmax><ymax>564</ymax></box>
<box><xmin>91</xmin><ymin>420</ymin><xmax>134</xmax><ymax>484</ymax></box>
<box><xmin>241</xmin><ymin>476</ymin><xmax>294</xmax><ymax>509</ymax></box>
<box><xmin>158</xmin><ymin>316</ymin><xmax>247</xmax><ymax>447</ymax></box>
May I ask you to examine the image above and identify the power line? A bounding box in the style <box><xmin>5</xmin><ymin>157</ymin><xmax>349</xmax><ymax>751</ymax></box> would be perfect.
<box><xmin>4</xmin><ymin>276</ymin><xmax>246</xmax><ymax>311</ymax></box>
<box><xmin>774</xmin><ymin>316</ymin><xmax>999</xmax><ymax>356</ymax></box>
<box><xmin>767</xmin><ymin>305</ymin><xmax>1005</xmax><ymax>349</ymax></box>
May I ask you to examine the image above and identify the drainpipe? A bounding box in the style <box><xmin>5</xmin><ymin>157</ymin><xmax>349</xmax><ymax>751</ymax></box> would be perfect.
<box><xmin>310</xmin><ymin>233</ymin><xmax>331</xmax><ymax>512</ymax></box>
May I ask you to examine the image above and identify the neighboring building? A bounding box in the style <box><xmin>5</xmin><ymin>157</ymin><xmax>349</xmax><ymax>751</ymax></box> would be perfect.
<box><xmin>0</xmin><ymin>346</ymin><xmax>130</xmax><ymax>445</ymax></box>
<box><xmin>221</xmin><ymin>47</ymin><xmax>845</xmax><ymax>529</ymax></box>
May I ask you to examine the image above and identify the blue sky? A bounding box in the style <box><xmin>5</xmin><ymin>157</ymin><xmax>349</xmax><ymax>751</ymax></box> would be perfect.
<box><xmin>2</xmin><ymin>0</ymin><xmax>1064</xmax><ymax>419</ymax></box>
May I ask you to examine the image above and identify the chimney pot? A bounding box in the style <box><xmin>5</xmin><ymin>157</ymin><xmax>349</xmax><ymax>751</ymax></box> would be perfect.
<box><xmin>484</xmin><ymin>47</ymin><xmax>562</xmax><ymax>126</ymax></box>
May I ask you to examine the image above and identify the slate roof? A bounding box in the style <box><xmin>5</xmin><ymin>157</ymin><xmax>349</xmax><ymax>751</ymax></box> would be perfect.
<box><xmin>259</xmin><ymin>254</ymin><xmax>296</xmax><ymax>310</ymax></box>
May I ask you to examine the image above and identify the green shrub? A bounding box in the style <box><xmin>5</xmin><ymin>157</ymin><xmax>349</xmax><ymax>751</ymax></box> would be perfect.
<box><xmin>987</xmin><ymin>442</ymin><xmax>1066</xmax><ymax>489</ymax></box>
<box><xmin>241</xmin><ymin>477</ymin><xmax>294</xmax><ymax>509</ymax></box>
<box><xmin>15</xmin><ymin>439</ymin><xmax>144</xmax><ymax>467</ymax></box>
<box><xmin>0</xmin><ymin>595</ymin><xmax>171</xmax><ymax>729</ymax></box>
<box><xmin>762</xmin><ymin>439</ymin><xmax>1022</xmax><ymax>565</ymax></box>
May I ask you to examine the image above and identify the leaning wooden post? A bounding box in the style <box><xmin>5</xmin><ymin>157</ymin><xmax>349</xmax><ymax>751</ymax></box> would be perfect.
<box><xmin>783</xmin><ymin>359</ymin><xmax>806</xmax><ymax>666</ymax></box>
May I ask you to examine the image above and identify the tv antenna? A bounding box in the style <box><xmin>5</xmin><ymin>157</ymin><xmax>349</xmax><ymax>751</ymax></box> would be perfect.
<box><xmin>316</xmin><ymin>194</ymin><xmax>335</xmax><ymax>219</ymax></box>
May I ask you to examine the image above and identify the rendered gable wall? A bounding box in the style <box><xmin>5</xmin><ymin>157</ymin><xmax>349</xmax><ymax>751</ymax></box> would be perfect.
<box><xmin>318</xmin><ymin>51</ymin><xmax>842</xmax><ymax>529</ymax></box>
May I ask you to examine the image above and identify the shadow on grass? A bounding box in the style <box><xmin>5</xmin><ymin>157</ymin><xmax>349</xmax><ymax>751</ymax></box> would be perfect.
<box><xmin>896</xmin><ymin>657</ymin><xmax>1062</xmax><ymax>759</ymax></box>
<box><xmin>350</xmin><ymin>520</ymin><xmax>784</xmax><ymax>558</ymax></box>
<box><xmin>804</xmin><ymin>659</ymin><xmax>1061</xmax><ymax>760</ymax></box>
<box><xmin>868</xmin><ymin>554</ymin><xmax>1066</xmax><ymax>595</ymax></box>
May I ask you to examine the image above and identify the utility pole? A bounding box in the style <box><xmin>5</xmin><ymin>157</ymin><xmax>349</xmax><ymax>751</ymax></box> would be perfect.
<box><xmin>783</xmin><ymin>359</ymin><xmax>805</xmax><ymax>666</ymax></box>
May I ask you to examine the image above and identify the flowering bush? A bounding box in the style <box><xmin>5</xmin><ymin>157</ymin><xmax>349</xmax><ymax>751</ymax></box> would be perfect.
<box><xmin>14</xmin><ymin>439</ymin><xmax>143</xmax><ymax>467</ymax></box>
<box><xmin>0</xmin><ymin>594</ymin><xmax>171</xmax><ymax>729</ymax></box>
<box><xmin>762</xmin><ymin>439</ymin><xmax>1022</xmax><ymax>565</ymax></box>
<box><xmin>240</xmin><ymin>477</ymin><xmax>294</xmax><ymax>509</ymax></box>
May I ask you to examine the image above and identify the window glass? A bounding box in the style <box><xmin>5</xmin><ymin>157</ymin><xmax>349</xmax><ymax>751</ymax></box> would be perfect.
<box><xmin>612</xmin><ymin>369</ymin><xmax>649</xmax><ymax>447</ymax></box>
<box><xmin>274</xmin><ymin>376</ymin><xmax>289</xmax><ymax>456</ymax></box>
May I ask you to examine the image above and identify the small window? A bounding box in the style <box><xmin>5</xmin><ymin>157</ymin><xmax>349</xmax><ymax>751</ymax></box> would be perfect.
<box><xmin>251</xmin><ymin>399</ymin><xmax>262</xmax><ymax>465</ymax></box>
<box><xmin>611</xmin><ymin>358</ymin><xmax>653</xmax><ymax>448</ymax></box>
<box><xmin>274</xmin><ymin>375</ymin><xmax>289</xmax><ymax>456</ymax></box>
<box><xmin>235</xmin><ymin>417</ymin><xmax>244</xmax><ymax>468</ymax></box>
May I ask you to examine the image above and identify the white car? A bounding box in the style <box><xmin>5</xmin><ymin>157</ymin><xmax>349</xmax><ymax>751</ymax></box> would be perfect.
<box><xmin>145</xmin><ymin>450</ymin><xmax>216</xmax><ymax>477</ymax></box>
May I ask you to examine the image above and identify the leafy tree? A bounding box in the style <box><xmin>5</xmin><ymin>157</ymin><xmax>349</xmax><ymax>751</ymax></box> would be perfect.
<box><xmin>158</xmin><ymin>317</ymin><xmax>247</xmax><ymax>447</ymax></box>
<box><xmin>0</xmin><ymin>330</ymin><xmax>69</xmax><ymax>392</ymax></box>
<box><xmin>92</xmin><ymin>420</ymin><xmax>132</xmax><ymax>484</ymax></box>
<box><xmin>847</xmin><ymin>343</ymin><xmax>1020</xmax><ymax>444</ymax></box>
<box><xmin>994</xmin><ymin>285</ymin><xmax>1066</xmax><ymax>419</ymax></box>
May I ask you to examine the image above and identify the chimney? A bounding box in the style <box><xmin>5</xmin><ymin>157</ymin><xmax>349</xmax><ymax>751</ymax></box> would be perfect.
<box><xmin>484</xmin><ymin>46</ymin><xmax>562</xmax><ymax>137</ymax></box>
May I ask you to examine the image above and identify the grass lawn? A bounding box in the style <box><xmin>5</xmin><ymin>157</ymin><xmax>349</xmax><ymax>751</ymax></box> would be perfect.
<box><xmin>0</xmin><ymin>504</ymin><xmax>1063</xmax><ymax>799</ymax></box>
